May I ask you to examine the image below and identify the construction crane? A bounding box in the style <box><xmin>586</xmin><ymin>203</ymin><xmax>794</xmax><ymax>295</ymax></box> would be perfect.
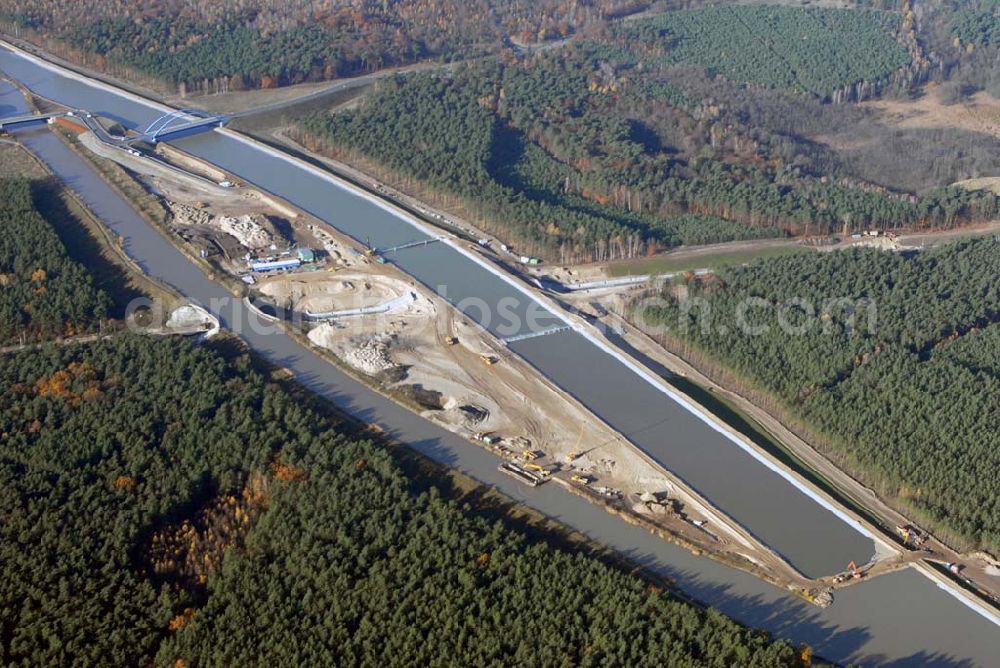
<box><xmin>566</xmin><ymin>424</ymin><xmax>585</xmax><ymax>464</ymax></box>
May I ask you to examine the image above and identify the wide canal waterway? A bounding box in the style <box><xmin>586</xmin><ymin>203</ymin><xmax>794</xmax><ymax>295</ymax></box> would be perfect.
<box><xmin>2</xmin><ymin>60</ymin><xmax>998</xmax><ymax>664</ymax></box>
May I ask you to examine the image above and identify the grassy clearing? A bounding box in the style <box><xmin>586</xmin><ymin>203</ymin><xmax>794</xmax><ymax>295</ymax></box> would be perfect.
<box><xmin>953</xmin><ymin>176</ymin><xmax>1000</xmax><ymax>195</ymax></box>
<box><xmin>0</xmin><ymin>141</ymin><xmax>48</xmax><ymax>178</ymax></box>
<box><xmin>605</xmin><ymin>245</ymin><xmax>809</xmax><ymax>277</ymax></box>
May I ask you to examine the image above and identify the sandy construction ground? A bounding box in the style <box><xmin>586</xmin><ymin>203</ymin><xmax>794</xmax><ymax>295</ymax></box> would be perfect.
<box><xmin>106</xmin><ymin>125</ymin><xmax>836</xmax><ymax>593</ymax></box>
<box><xmin>262</xmin><ymin>272</ymin><xmax>426</xmax><ymax>315</ymax></box>
<box><xmin>266</xmin><ymin>268</ymin><xmax>712</xmax><ymax>506</ymax></box>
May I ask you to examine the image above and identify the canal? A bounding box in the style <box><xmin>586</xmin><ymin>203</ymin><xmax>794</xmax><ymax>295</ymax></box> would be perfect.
<box><xmin>2</xmin><ymin>62</ymin><xmax>998</xmax><ymax>665</ymax></box>
<box><xmin>0</xmin><ymin>45</ymin><xmax>872</xmax><ymax>578</ymax></box>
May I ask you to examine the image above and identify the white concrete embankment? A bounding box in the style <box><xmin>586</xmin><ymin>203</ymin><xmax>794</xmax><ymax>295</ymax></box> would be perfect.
<box><xmin>304</xmin><ymin>292</ymin><xmax>416</xmax><ymax>320</ymax></box>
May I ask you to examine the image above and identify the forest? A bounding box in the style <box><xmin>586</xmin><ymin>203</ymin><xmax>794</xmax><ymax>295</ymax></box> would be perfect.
<box><xmin>299</xmin><ymin>29</ymin><xmax>1000</xmax><ymax>260</ymax></box>
<box><xmin>0</xmin><ymin>179</ymin><xmax>110</xmax><ymax>345</ymax></box>
<box><xmin>950</xmin><ymin>1</ymin><xmax>1000</xmax><ymax>49</ymax></box>
<box><xmin>896</xmin><ymin>0</ymin><xmax>1000</xmax><ymax>95</ymax></box>
<box><xmin>635</xmin><ymin>238</ymin><xmax>1000</xmax><ymax>551</ymax></box>
<box><xmin>299</xmin><ymin>63</ymin><xmax>783</xmax><ymax>261</ymax></box>
<box><xmin>0</xmin><ymin>0</ymin><xmax>643</xmax><ymax>92</ymax></box>
<box><xmin>620</xmin><ymin>5</ymin><xmax>911</xmax><ymax>99</ymax></box>
<box><xmin>0</xmin><ymin>336</ymin><xmax>801</xmax><ymax>666</ymax></box>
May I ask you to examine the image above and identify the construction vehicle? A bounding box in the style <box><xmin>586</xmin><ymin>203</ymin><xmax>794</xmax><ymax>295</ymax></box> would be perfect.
<box><xmin>522</xmin><ymin>462</ymin><xmax>551</xmax><ymax>477</ymax></box>
<box><xmin>498</xmin><ymin>462</ymin><xmax>545</xmax><ymax>487</ymax></box>
<box><xmin>480</xmin><ymin>354</ymin><xmax>498</xmax><ymax>366</ymax></box>
<box><xmin>474</xmin><ymin>432</ymin><xmax>500</xmax><ymax>445</ymax></box>
<box><xmin>520</xmin><ymin>449</ymin><xmax>539</xmax><ymax>461</ymax></box>
<box><xmin>571</xmin><ymin>474</ymin><xmax>591</xmax><ymax>485</ymax></box>
<box><xmin>896</xmin><ymin>524</ymin><xmax>927</xmax><ymax>548</ymax></box>
<box><xmin>565</xmin><ymin>425</ymin><xmax>583</xmax><ymax>465</ymax></box>
<box><xmin>445</xmin><ymin>336</ymin><xmax>459</xmax><ymax>346</ymax></box>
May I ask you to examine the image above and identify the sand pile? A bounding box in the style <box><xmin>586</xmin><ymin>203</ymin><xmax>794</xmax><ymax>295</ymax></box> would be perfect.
<box><xmin>218</xmin><ymin>214</ymin><xmax>273</xmax><ymax>249</ymax></box>
<box><xmin>345</xmin><ymin>335</ymin><xmax>397</xmax><ymax>375</ymax></box>
<box><xmin>167</xmin><ymin>201</ymin><xmax>276</xmax><ymax>250</ymax></box>
<box><xmin>307</xmin><ymin>224</ymin><xmax>347</xmax><ymax>260</ymax></box>
<box><xmin>168</xmin><ymin>202</ymin><xmax>212</xmax><ymax>226</ymax></box>
<box><xmin>308</xmin><ymin>326</ymin><xmax>398</xmax><ymax>375</ymax></box>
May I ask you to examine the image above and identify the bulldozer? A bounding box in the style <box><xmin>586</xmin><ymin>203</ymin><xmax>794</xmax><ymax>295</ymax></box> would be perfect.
<box><xmin>571</xmin><ymin>474</ymin><xmax>591</xmax><ymax>485</ymax></box>
<box><xmin>445</xmin><ymin>336</ymin><xmax>459</xmax><ymax>346</ymax></box>
<box><xmin>480</xmin><ymin>354</ymin><xmax>498</xmax><ymax>366</ymax></box>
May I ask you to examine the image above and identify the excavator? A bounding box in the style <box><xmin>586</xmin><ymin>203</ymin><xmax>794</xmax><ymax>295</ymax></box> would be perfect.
<box><xmin>363</xmin><ymin>237</ymin><xmax>386</xmax><ymax>264</ymax></box>
<box><xmin>480</xmin><ymin>354</ymin><xmax>498</xmax><ymax>366</ymax></box>
<box><xmin>522</xmin><ymin>462</ymin><xmax>551</xmax><ymax>477</ymax></box>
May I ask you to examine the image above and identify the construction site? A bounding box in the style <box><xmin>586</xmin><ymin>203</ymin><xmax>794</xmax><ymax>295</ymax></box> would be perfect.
<box><xmin>25</xmin><ymin>98</ymin><xmax>998</xmax><ymax>615</ymax></box>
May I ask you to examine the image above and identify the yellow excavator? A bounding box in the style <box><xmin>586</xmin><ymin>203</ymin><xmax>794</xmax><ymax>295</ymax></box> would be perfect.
<box><xmin>480</xmin><ymin>354</ymin><xmax>498</xmax><ymax>366</ymax></box>
<box><xmin>522</xmin><ymin>462</ymin><xmax>551</xmax><ymax>477</ymax></box>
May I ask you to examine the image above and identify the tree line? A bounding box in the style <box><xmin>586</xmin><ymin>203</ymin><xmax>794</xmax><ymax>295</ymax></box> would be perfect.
<box><xmin>297</xmin><ymin>43</ymin><xmax>1000</xmax><ymax>261</ymax></box>
<box><xmin>0</xmin><ymin>179</ymin><xmax>110</xmax><ymax>345</ymax></box>
<box><xmin>0</xmin><ymin>0</ymin><xmax>645</xmax><ymax>93</ymax></box>
<box><xmin>0</xmin><ymin>336</ymin><xmax>802</xmax><ymax>666</ymax></box>
<box><xmin>298</xmin><ymin>65</ymin><xmax>782</xmax><ymax>262</ymax></box>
